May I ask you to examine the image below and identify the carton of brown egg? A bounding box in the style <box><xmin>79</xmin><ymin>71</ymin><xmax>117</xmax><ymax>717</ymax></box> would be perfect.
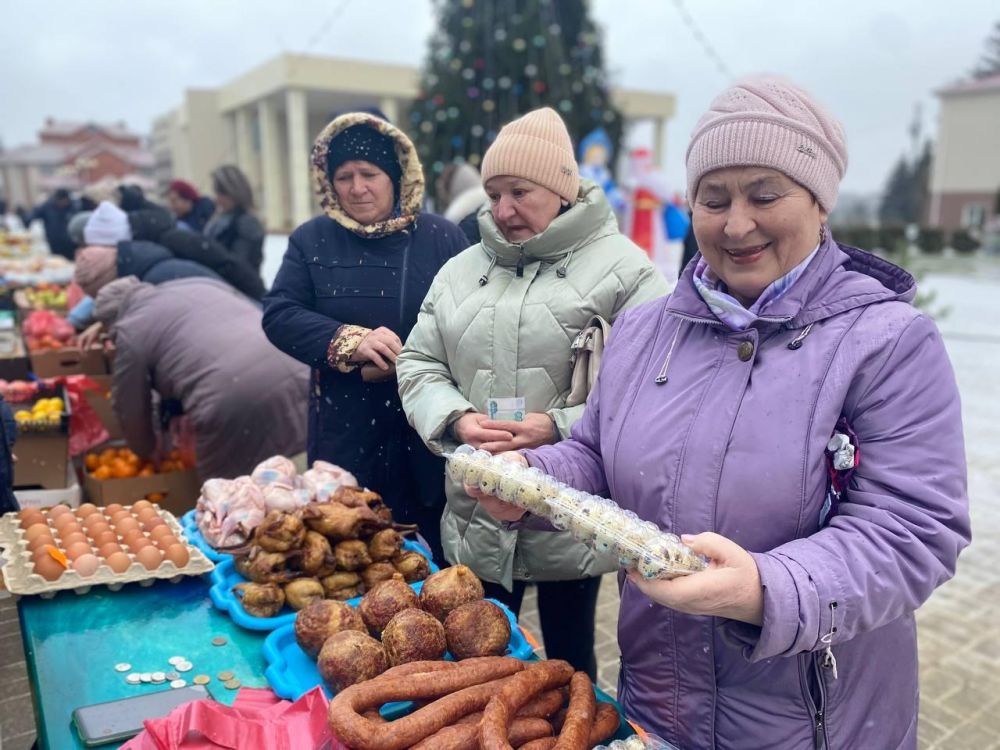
<box><xmin>0</xmin><ymin>501</ymin><xmax>215</xmax><ymax>597</ymax></box>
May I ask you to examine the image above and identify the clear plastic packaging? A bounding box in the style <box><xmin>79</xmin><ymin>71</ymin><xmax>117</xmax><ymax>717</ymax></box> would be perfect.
<box><xmin>596</xmin><ymin>735</ymin><xmax>680</xmax><ymax>750</ymax></box>
<box><xmin>445</xmin><ymin>446</ymin><xmax>707</xmax><ymax>579</ymax></box>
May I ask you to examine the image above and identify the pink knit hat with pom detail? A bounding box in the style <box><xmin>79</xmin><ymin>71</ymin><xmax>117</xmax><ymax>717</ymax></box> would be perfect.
<box><xmin>686</xmin><ymin>75</ymin><xmax>848</xmax><ymax>212</ymax></box>
<box><xmin>481</xmin><ymin>107</ymin><xmax>580</xmax><ymax>203</ymax></box>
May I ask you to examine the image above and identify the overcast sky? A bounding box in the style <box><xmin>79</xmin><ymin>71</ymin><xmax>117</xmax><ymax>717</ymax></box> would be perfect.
<box><xmin>1</xmin><ymin>0</ymin><xmax>996</xmax><ymax>195</ymax></box>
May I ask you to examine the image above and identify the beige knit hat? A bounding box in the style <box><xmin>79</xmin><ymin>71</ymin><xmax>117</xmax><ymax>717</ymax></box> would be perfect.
<box><xmin>686</xmin><ymin>75</ymin><xmax>848</xmax><ymax>212</ymax></box>
<box><xmin>481</xmin><ymin>107</ymin><xmax>580</xmax><ymax>203</ymax></box>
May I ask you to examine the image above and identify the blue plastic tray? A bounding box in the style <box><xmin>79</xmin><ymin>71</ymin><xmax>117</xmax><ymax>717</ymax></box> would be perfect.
<box><xmin>209</xmin><ymin>539</ymin><xmax>440</xmax><ymax>631</ymax></box>
<box><xmin>262</xmin><ymin>594</ymin><xmax>536</xmax><ymax>706</ymax></box>
<box><xmin>181</xmin><ymin>510</ymin><xmax>229</xmax><ymax>563</ymax></box>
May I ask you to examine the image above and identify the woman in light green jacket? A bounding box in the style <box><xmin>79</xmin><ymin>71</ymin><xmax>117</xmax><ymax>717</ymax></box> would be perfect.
<box><xmin>396</xmin><ymin>108</ymin><xmax>668</xmax><ymax>678</ymax></box>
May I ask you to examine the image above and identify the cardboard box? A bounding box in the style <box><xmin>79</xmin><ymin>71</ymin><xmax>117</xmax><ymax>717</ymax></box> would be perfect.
<box><xmin>0</xmin><ymin>311</ymin><xmax>29</xmax><ymax>381</ymax></box>
<box><xmin>14</xmin><ymin>464</ymin><xmax>81</xmax><ymax>509</ymax></box>
<box><xmin>83</xmin><ymin>469</ymin><xmax>202</xmax><ymax>517</ymax></box>
<box><xmin>82</xmin><ymin>374</ymin><xmax>123</xmax><ymax>440</ymax></box>
<box><xmin>29</xmin><ymin>345</ymin><xmax>108</xmax><ymax>379</ymax></box>
<box><xmin>13</xmin><ymin>387</ymin><xmax>70</xmax><ymax>491</ymax></box>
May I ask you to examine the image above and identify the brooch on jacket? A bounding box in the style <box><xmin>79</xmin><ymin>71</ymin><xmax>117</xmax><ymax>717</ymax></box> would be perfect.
<box><xmin>820</xmin><ymin>418</ymin><xmax>860</xmax><ymax>526</ymax></box>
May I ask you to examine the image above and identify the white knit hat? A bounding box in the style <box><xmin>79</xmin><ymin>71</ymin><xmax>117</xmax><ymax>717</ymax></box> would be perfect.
<box><xmin>481</xmin><ymin>107</ymin><xmax>580</xmax><ymax>203</ymax></box>
<box><xmin>83</xmin><ymin>201</ymin><xmax>131</xmax><ymax>246</ymax></box>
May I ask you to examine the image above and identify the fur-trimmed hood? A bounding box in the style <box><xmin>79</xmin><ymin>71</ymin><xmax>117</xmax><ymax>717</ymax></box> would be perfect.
<box><xmin>311</xmin><ymin>113</ymin><xmax>425</xmax><ymax>238</ymax></box>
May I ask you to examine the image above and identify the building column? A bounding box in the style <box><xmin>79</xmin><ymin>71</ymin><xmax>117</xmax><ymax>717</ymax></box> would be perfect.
<box><xmin>652</xmin><ymin>117</ymin><xmax>665</xmax><ymax>169</ymax></box>
<box><xmin>234</xmin><ymin>106</ymin><xmax>258</xmax><ymax>198</ymax></box>
<box><xmin>286</xmin><ymin>89</ymin><xmax>312</xmax><ymax>227</ymax></box>
<box><xmin>257</xmin><ymin>98</ymin><xmax>283</xmax><ymax>231</ymax></box>
<box><xmin>379</xmin><ymin>97</ymin><xmax>399</xmax><ymax>125</ymax></box>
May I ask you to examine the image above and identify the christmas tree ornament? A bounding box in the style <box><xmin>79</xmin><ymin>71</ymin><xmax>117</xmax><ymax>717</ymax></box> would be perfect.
<box><xmin>494</xmin><ymin>29</ymin><xmax>507</xmax><ymax>42</ymax></box>
<box><xmin>533</xmin><ymin>81</ymin><xmax>546</xmax><ymax>94</ymax></box>
<box><xmin>459</xmin><ymin>40</ymin><xmax>472</xmax><ymax>53</ymax></box>
<box><xmin>513</xmin><ymin>38</ymin><xmax>527</xmax><ymax>51</ymax></box>
<box><xmin>482</xmin><ymin>100</ymin><xmax>496</xmax><ymax>112</ymax></box>
<box><xmin>462</xmin><ymin>68</ymin><xmax>475</xmax><ymax>80</ymax></box>
<box><xmin>482</xmin><ymin>77</ymin><xmax>495</xmax><ymax>90</ymax></box>
<box><xmin>549</xmin><ymin>23</ymin><xmax>561</xmax><ymax>35</ymax></box>
<box><xmin>471</xmin><ymin>125</ymin><xmax>485</xmax><ymax>137</ymax></box>
<box><xmin>467</xmin><ymin>86</ymin><xmax>480</xmax><ymax>98</ymax></box>
<box><xmin>533</xmin><ymin>35</ymin><xmax>546</xmax><ymax>47</ymax></box>
<box><xmin>498</xmin><ymin>76</ymin><xmax>512</xmax><ymax>89</ymax></box>
<box><xmin>524</xmin><ymin>64</ymin><xmax>538</xmax><ymax>76</ymax></box>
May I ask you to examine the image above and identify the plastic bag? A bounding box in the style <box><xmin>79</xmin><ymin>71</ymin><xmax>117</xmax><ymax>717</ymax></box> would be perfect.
<box><xmin>63</xmin><ymin>375</ymin><xmax>110</xmax><ymax>457</ymax></box>
<box><xmin>119</xmin><ymin>686</ymin><xmax>338</xmax><ymax>750</ymax></box>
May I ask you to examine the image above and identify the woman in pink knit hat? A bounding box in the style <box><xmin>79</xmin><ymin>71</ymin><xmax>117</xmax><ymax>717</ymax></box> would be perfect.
<box><xmin>398</xmin><ymin>107</ymin><xmax>668</xmax><ymax>679</ymax></box>
<box><xmin>467</xmin><ymin>77</ymin><xmax>968</xmax><ymax>748</ymax></box>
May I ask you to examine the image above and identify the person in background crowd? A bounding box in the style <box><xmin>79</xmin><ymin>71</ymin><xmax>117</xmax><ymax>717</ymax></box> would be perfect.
<box><xmin>263</xmin><ymin>113</ymin><xmax>468</xmax><ymax>564</ymax></box>
<box><xmin>26</xmin><ymin>188</ymin><xmax>77</xmax><ymax>259</ymax></box>
<box><xmin>94</xmin><ymin>276</ymin><xmax>308</xmax><ymax>480</ymax></box>
<box><xmin>469</xmin><ymin>75</ymin><xmax>969</xmax><ymax>749</ymax></box>
<box><xmin>436</xmin><ymin>161</ymin><xmax>487</xmax><ymax>245</ymax></box>
<box><xmin>0</xmin><ymin>394</ymin><xmax>18</xmax><ymax>514</ymax></box>
<box><xmin>0</xmin><ymin>200</ymin><xmax>27</xmax><ymax>234</ymax></box>
<box><xmin>397</xmin><ymin>107</ymin><xmax>668</xmax><ymax>679</ymax></box>
<box><xmin>75</xmin><ymin>202</ymin><xmax>224</xmax><ymax>301</ymax></box>
<box><xmin>67</xmin><ymin>210</ymin><xmax>93</xmax><ymax>248</ymax></box>
<box><xmin>166</xmin><ymin>179</ymin><xmax>216</xmax><ymax>233</ymax></box>
<box><xmin>205</xmin><ymin>165</ymin><xmax>265</xmax><ymax>275</ymax></box>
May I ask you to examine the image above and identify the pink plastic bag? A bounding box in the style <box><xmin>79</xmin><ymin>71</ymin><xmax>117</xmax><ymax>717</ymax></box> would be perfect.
<box><xmin>119</xmin><ymin>686</ymin><xmax>341</xmax><ymax>750</ymax></box>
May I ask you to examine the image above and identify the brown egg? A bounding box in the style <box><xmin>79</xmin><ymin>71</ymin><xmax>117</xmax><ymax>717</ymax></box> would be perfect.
<box><xmin>142</xmin><ymin>516</ymin><xmax>165</xmax><ymax>533</ymax></box>
<box><xmin>52</xmin><ymin>513</ymin><xmax>79</xmax><ymax>532</ymax></box>
<box><xmin>147</xmin><ymin>525</ymin><xmax>174</xmax><ymax>544</ymax></box>
<box><xmin>98</xmin><ymin>542</ymin><xmax>123</xmax><ymax>558</ymax></box>
<box><xmin>18</xmin><ymin>509</ymin><xmax>46</xmax><ymax>529</ymax></box>
<box><xmin>121</xmin><ymin>528</ymin><xmax>145</xmax><ymax>546</ymax></box>
<box><xmin>72</xmin><ymin>553</ymin><xmax>100</xmax><ymax>577</ymax></box>
<box><xmin>105</xmin><ymin>551</ymin><xmax>132</xmax><ymax>574</ymax></box>
<box><xmin>109</xmin><ymin>510</ymin><xmax>132</xmax><ymax>526</ymax></box>
<box><xmin>47</xmin><ymin>505</ymin><xmax>72</xmax><ymax>520</ymax></box>
<box><xmin>135</xmin><ymin>507</ymin><xmax>158</xmax><ymax>524</ymax></box>
<box><xmin>33</xmin><ymin>554</ymin><xmax>66</xmax><ymax>581</ymax></box>
<box><xmin>86</xmin><ymin>523</ymin><xmax>111</xmax><ymax>542</ymax></box>
<box><xmin>83</xmin><ymin>512</ymin><xmax>107</xmax><ymax>529</ymax></box>
<box><xmin>27</xmin><ymin>534</ymin><xmax>56</xmax><ymax>553</ymax></box>
<box><xmin>131</xmin><ymin>500</ymin><xmax>153</xmax><ymax>513</ymax></box>
<box><xmin>163</xmin><ymin>543</ymin><xmax>190</xmax><ymax>568</ymax></box>
<box><xmin>59</xmin><ymin>530</ymin><xmax>89</xmax><ymax>547</ymax></box>
<box><xmin>75</xmin><ymin>503</ymin><xmax>98</xmax><ymax>519</ymax></box>
<box><xmin>92</xmin><ymin>529</ymin><xmax>118</xmax><ymax>547</ymax></box>
<box><xmin>65</xmin><ymin>541</ymin><xmax>93</xmax><ymax>561</ymax></box>
<box><xmin>135</xmin><ymin>545</ymin><xmax>162</xmax><ymax>570</ymax></box>
<box><xmin>114</xmin><ymin>517</ymin><xmax>140</xmax><ymax>535</ymax></box>
<box><xmin>154</xmin><ymin>534</ymin><xmax>180</xmax><ymax>550</ymax></box>
<box><xmin>24</xmin><ymin>523</ymin><xmax>53</xmax><ymax>544</ymax></box>
<box><xmin>32</xmin><ymin>544</ymin><xmax>57</xmax><ymax>562</ymax></box>
<box><xmin>104</xmin><ymin>503</ymin><xmax>124</xmax><ymax>516</ymax></box>
<box><xmin>128</xmin><ymin>536</ymin><xmax>152</xmax><ymax>554</ymax></box>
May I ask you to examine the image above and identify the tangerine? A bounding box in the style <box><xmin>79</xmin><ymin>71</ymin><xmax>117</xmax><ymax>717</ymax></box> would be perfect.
<box><xmin>92</xmin><ymin>466</ymin><xmax>112</xmax><ymax>481</ymax></box>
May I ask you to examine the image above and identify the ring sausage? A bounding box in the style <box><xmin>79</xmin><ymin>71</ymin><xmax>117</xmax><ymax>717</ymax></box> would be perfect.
<box><xmin>329</xmin><ymin>657</ymin><xmax>525</xmax><ymax>750</ymax></box>
<box><xmin>457</xmin><ymin>687</ymin><xmax>566</xmax><ymax>726</ymax></box>
<box><xmin>480</xmin><ymin>660</ymin><xmax>574</xmax><ymax>750</ymax></box>
<box><xmin>552</xmin><ymin>672</ymin><xmax>596</xmax><ymax>749</ymax></box>
<box><xmin>517</xmin><ymin>702</ymin><xmax>621</xmax><ymax>750</ymax></box>
<box><xmin>410</xmin><ymin>717</ymin><xmax>552</xmax><ymax>750</ymax></box>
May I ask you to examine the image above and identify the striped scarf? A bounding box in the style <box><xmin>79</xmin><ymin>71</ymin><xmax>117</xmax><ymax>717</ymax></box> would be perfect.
<box><xmin>692</xmin><ymin>245</ymin><xmax>820</xmax><ymax>330</ymax></box>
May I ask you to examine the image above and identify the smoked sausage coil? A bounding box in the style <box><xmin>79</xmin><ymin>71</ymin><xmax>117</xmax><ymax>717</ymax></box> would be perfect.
<box><xmin>456</xmin><ymin>688</ymin><xmax>566</xmax><ymax>725</ymax></box>
<box><xmin>479</xmin><ymin>660</ymin><xmax>574</xmax><ymax>750</ymax></box>
<box><xmin>517</xmin><ymin>702</ymin><xmax>621</xmax><ymax>750</ymax></box>
<box><xmin>552</xmin><ymin>672</ymin><xmax>596</xmax><ymax>749</ymax></box>
<box><xmin>329</xmin><ymin>657</ymin><xmax>525</xmax><ymax>750</ymax></box>
<box><xmin>410</xmin><ymin>717</ymin><xmax>552</xmax><ymax>750</ymax></box>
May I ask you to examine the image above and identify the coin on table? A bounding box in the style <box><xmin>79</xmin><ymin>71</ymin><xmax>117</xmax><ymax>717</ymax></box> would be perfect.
<box><xmin>217</xmin><ymin>671</ymin><xmax>234</xmax><ymax>682</ymax></box>
<box><xmin>223</xmin><ymin>678</ymin><xmax>241</xmax><ymax>690</ymax></box>
<box><xmin>170</xmin><ymin>679</ymin><xmax>187</xmax><ymax>689</ymax></box>
<box><xmin>176</xmin><ymin>662</ymin><xmax>193</xmax><ymax>673</ymax></box>
<box><xmin>151</xmin><ymin>672</ymin><xmax>166</xmax><ymax>684</ymax></box>
<box><xmin>193</xmin><ymin>675</ymin><xmax>210</xmax><ymax>686</ymax></box>
<box><xmin>126</xmin><ymin>674</ymin><xmax>141</xmax><ymax>685</ymax></box>
<box><xmin>140</xmin><ymin>673</ymin><xmax>152</xmax><ymax>683</ymax></box>
<box><xmin>211</xmin><ymin>636</ymin><xmax>228</xmax><ymax>647</ymax></box>
<box><xmin>167</xmin><ymin>656</ymin><xmax>185</xmax><ymax>666</ymax></box>
<box><xmin>114</xmin><ymin>663</ymin><xmax>132</xmax><ymax>673</ymax></box>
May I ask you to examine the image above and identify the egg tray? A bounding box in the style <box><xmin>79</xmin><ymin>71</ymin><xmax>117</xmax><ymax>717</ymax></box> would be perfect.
<box><xmin>445</xmin><ymin>446</ymin><xmax>707</xmax><ymax>580</ymax></box>
<box><xmin>0</xmin><ymin>507</ymin><xmax>215</xmax><ymax>598</ymax></box>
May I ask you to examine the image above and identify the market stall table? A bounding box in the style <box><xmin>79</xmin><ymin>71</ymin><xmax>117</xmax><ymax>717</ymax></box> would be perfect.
<box><xmin>16</xmin><ymin>575</ymin><xmax>269</xmax><ymax>749</ymax></box>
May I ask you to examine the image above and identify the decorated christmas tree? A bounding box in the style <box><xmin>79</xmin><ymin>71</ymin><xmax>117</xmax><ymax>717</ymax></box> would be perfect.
<box><xmin>410</xmin><ymin>0</ymin><xmax>624</xmax><ymax>201</ymax></box>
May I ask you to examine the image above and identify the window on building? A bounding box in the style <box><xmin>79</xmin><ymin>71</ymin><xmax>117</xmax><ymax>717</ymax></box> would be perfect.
<box><xmin>961</xmin><ymin>203</ymin><xmax>986</xmax><ymax>229</ymax></box>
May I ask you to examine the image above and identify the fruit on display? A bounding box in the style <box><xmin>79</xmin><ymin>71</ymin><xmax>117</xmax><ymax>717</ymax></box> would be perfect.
<box><xmin>23</xmin><ymin>283</ymin><xmax>69</xmax><ymax>310</ymax></box>
<box><xmin>13</xmin><ymin>396</ymin><xmax>64</xmax><ymax>430</ymax></box>
<box><xmin>22</xmin><ymin>309</ymin><xmax>76</xmax><ymax>352</ymax></box>
<box><xmin>84</xmin><ymin>447</ymin><xmax>193</xmax><ymax>481</ymax></box>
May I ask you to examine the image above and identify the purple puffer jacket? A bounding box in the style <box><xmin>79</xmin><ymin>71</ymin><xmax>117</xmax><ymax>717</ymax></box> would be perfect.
<box><xmin>525</xmin><ymin>237</ymin><xmax>970</xmax><ymax>749</ymax></box>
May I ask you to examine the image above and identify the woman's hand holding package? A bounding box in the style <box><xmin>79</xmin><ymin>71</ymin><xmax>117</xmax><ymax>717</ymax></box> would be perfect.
<box><xmin>350</xmin><ymin>326</ymin><xmax>402</xmax><ymax>371</ymax></box>
<box><xmin>627</xmin><ymin>532</ymin><xmax>764</xmax><ymax>626</ymax></box>
<box><xmin>463</xmin><ymin>451</ymin><xmax>528</xmax><ymax>522</ymax></box>
<box><xmin>479</xmin><ymin>413</ymin><xmax>556</xmax><ymax>453</ymax></box>
<box><xmin>453</xmin><ymin>412</ymin><xmax>515</xmax><ymax>449</ymax></box>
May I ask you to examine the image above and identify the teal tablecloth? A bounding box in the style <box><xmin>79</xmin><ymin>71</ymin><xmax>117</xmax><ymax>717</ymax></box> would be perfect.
<box><xmin>17</xmin><ymin>575</ymin><xmax>268</xmax><ymax>750</ymax></box>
